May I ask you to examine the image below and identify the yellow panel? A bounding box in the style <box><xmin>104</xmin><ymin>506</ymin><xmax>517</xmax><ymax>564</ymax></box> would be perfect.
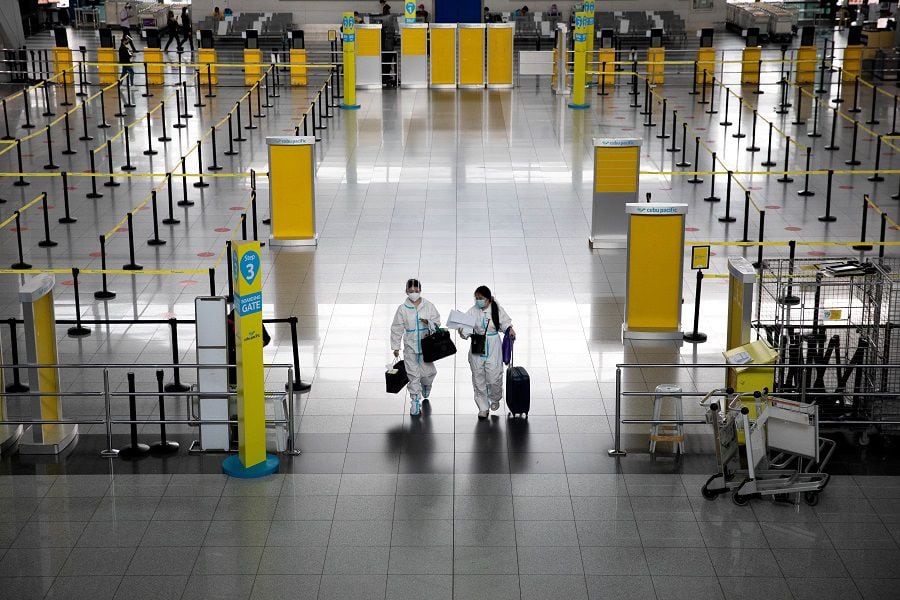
<box><xmin>741</xmin><ymin>47</ymin><xmax>761</xmax><ymax>85</ymax></box>
<box><xmin>626</xmin><ymin>215</ymin><xmax>682</xmax><ymax>331</ymax></box>
<box><xmin>357</xmin><ymin>28</ymin><xmax>380</xmax><ymax>57</ymax></box>
<box><xmin>143</xmin><ymin>48</ymin><xmax>165</xmax><ymax>85</ymax></box>
<box><xmin>795</xmin><ymin>46</ymin><xmax>816</xmax><ymax>83</ymax></box>
<box><xmin>290</xmin><ymin>49</ymin><xmax>308</xmax><ymax>85</ymax></box>
<box><xmin>97</xmin><ymin>47</ymin><xmax>117</xmax><ymax>84</ymax></box>
<box><xmin>198</xmin><ymin>48</ymin><xmax>218</xmax><ymax>85</ymax></box>
<box><xmin>402</xmin><ymin>27</ymin><xmax>427</xmax><ymax>56</ymax></box>
<box><xmin>430</xmin><ymin>28</ymin><xmax>456</xmax><ymax>85</ymax></box>
<box><xmin>458</xmin><ymin>28</ymin><xmax>484</xmax><ymax>86</ymax></box>
<box><xmin>32</xmin><ymin>294</ymin><xmax>61</xmax><ymax>440</ymax></box>
<box><xmin>842</xmin><ymin>45</ymin><xmax>863</xmax><ymax>80</ymax></box>
<box><xmin>487</xmin><ymin>27</ymin><xmax>513</xmax><ymax>85</ymax></box>
<box><xmin>647</xmin><ymin>47</ymin><xmax>665</xmax><ymax>85</ymax></box>
<box><xmin>51</xmin><ymin>48</ymin><xmax>74</xmax><ymax>84</ymax></box>
<box><xmin>696</xmin><ymin>47</ymin><xmax>715</xmax><ymax>85</ymax></box>
<box><xmin>270</xmin><ymin>145</ymin><xmax>315</xmax><ymax>240</ymax></box>
<box><xmin>594</xmin><ymin>146</ymin><xmax>638</xmax><ymax>193</ymax></box>
<box><xmin>596</xmin><ymin>48</ymin><xmax>615</xmax><ymax>88</ymax></box>
<box><xmin>244</xmin><ymin>48</ymin><xmax>262</xmax><ymax>86</ymax></box>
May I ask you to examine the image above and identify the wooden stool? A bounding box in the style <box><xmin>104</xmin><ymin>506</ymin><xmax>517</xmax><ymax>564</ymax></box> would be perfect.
<box><xmin>650</xmin><ymin>384</ymin><xmax>685</xmax><ymax>454</ymax></box>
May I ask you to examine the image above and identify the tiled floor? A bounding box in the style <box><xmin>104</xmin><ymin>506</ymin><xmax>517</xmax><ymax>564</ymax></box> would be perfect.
<box><xmin>0</xmin><ymin>25</ymin><xmax>898</xmax><ymax>599</ymax></box>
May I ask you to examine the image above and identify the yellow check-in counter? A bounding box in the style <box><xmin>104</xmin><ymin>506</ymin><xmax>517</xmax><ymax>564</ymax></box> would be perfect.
<box><xmin>430</xmin><ymin>24</ymin><xmax>457</xmax><ymax>88</ymax></box>
<box><xmin>458</xmin><ymin>23</ymin><xmax>485</xmax><ymax>88</ymax></box>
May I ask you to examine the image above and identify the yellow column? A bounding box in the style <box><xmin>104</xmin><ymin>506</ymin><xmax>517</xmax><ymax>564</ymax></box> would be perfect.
<box><xmin>143</xmin><ymin>48</ymin><xmax>164</xmax><ymax>85</ymax></box>
<box><xmin>341</xmin><ymin>13</ymin><xmax>360</xmax><ymax>109</ymax></box>
<box><xmin>696</xmin><ymin>47</ymin><xmax>715</xmax><ymax>86</ymax></box>
<box><xmin>741</xmin><ymin>46</ymin><xmax>761</xmax><ymax>85</ymax></box>
<box><xmin>568</xmin><ymin>12</ymin><xmax>589</xmax><ymax>109</ymax></box>
<box><xmin>198</xmin><ymin>49</ymin><xmax>218</xmax><ymax>85</ymax></box>
<box><xmin>244</xmin><ymin>48</ymin><xmax>262</xmax><ymax>86</ymax></box>
<box><xmin>795</xmin><ymin>45</ymin><xmax>817</xmax><ymax>84</ymax></box>
<box><xmin>97</xmin><ymin>47</ymin><xmax>117</xmax><ymax>85</ymax></box>
<box><xmin>647</xmin><ymin>47</ymin><xmax>665</xmax><ymax>85</ymax></box>
<box><xmin>404</xmin><ymin>0</ymin><xmax>416</xmax><ymax>23</ymax></box>
<box><xmin>290</xmin><ymin>49</ymin><xmax>308</xmax><ymax>85</ymax></box>
<box><xmin>222</xmin><ymin>241</ymin><xmax>280</xmax><ymax>478</ymax></box>
<box><xmin>51</xmin><ymin>48</ymin><xmax>74</xmax><ymax>84</ymax></box>
<box><xmin>267</xmin><ymin>136</ymin><xmax>318</xmax><ymax>245</ymax></box>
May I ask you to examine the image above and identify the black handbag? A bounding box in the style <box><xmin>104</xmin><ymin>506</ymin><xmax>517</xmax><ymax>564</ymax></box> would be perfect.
<box><xmin>385</xmin><ymin>360</ymin><xmax>408</xmax><ymax>394</ymax></box>
<box><xmin>420</xmin><ymin>328</ymin><xmax>456</xmax><ymax>363</ymax></box>
<box><xmin>469</xmin><ymin>333</ymin><xmax>486</xmax><ymax>355</ymax></box>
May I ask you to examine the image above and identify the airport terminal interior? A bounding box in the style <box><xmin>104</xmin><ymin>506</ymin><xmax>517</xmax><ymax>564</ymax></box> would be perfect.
<box><xmin>0</xmin><ymin>0</ymin><xmax>899</xmax><ymax>598</ymax></box>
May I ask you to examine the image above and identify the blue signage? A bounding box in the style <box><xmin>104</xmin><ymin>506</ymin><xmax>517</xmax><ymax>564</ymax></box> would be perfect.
<box><xmin>237</xmin><ymin>291</ymin><xmax>263</xmax><ymax>316</ymax></box>
<box><xmin>240</xmin><ymin>251</ymin><xmax>260</xmax><ymax>286</ymax></box>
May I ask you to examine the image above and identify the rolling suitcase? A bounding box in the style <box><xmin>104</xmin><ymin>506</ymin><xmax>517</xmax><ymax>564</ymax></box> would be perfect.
<box><xmin>505</xmin><ymin>347</ymin><xmax>530</xmax><ymax>418</ymax></box>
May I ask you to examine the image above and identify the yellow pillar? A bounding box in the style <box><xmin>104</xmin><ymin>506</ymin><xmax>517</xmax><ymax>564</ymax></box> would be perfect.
<box><xmin>647</xmin><ymin>47</ymin><xmax>665</xmax><ymax>85</ymax></box>
<box><xmin>341</xmin><ymin>13</ymin><xmax>360</xmax><ymax>109</ymax></box>
<box><xmin>143</xmin><ymin>48</ymin><xmax>164</xmax><ymax>85</ymax></box>
<box><xmin>696</xmin><ymin>47</ymin><xmax>715</xmax><ymax>86</ymax></box>
<box><xmin>795</xmin><ymin>45</ymin><xmax>817</xmax><ymax>84</ymax></box>
<box><xmin>198</xmin><ymin>49</ymin><xmax>218</xmax><ymax>85</ymax></box>
<box><xmin>244</xmin><ymin>48</ymin><xmax>262</xmax><ymax>86</ymax></box>
<box><xmin>51</xmin><ymin>48</ymin><xmax>74</xmax><ymax>84</ymax></box>
<box><xmin>429</xmin><ymin>24</ymin><xmax>457</xmax><ymax>88</ymax></box>
<box><xmin>290</xmin><ymin>49</ymin><xmax>308</xmax><ymax>85</ymax></box>
<box><xmin>487</xmin><ymin>23</ymin><xmax>514</xmax><ymax>88</ymax></box>
<box><xmin>741</xmin><ymin>46</ymin><xmax>762</xmax><ymax>85</ymax></box>
<box><xmin>222</xmin><ymin>241</ymin><xmax>280</xmax><ymax>478</ymax></box>
<box><xmin>97</xmin><ymin>47</ymin><xmax>117</xmax><ymax>85</ymax></box>
<box><xmin>568</xmin><ymin>12</ymin><xmax>589</xmax><ymax>109</ymax></box>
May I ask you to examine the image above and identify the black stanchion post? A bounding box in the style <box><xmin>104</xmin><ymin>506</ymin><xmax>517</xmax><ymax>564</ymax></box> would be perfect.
<box><xmin>845</xmin><ymin>120</ymin><xmax>861</xmax><ymax>166</ymax></box>
<box><xmin>94</xmin><ymin>235</ymin><xmax>116</xmax><ymax>299</ymax></box>
<box><xmin>878</xmin><ymin>213</ymin><xmax>888</xmax><ymax>260</ymax></box>
<box><xmin>245</xmin><ymin>94</ymin><xmax>257</xmax><ymax>129</ymax></box>
<box><xmin>746</xmin><ymin>110</ymin><xmax>760</xmax><ymax>152</ymax></box>
<box><xmin>208</xmin><ymin>267</ymin><xmax>216</xmax><ymax>295</ymax></box>
<box><xmin>104</xmin><ymin>142</ymin><xmax>119</xmax><ymax>187</ymax></box>
<box><xmin>869</xmin><ymin>136</ymin><xmax>885</xmax><ymax>182</ymax></box>
<box><xmin>798</xmin><ymin>147</ymin><xmax>814</xmax><ymax>196</ymax></box>
<box><xmin>599</xmin><ymin>62</ymin><xmax>607</xmax><ymax>96</ymax></box>
<box><xmin>753</xmin><ymin>210</ymin><xmax>766</xmax><ymax>269</ymax></box>
<box><xmin>808</xmin><ymin>96</ymin><xmax>821</xmax><ymax>138</ymax></box>
<box><xmin>676</xmin><ymin>123</ymin><xmax>691</xmax><ymax>167</ymax></box>
<box><xmin>10</xmin><ymin>211</ymin><xmax>31</xmax><ymax>269</ymax></box>
<box><xmin>114</xmin><ymin>79</ymin><xmax>125</xmax><ymax>117</ymax></box>
<box><xmin>121</xmin><ymin>124</ymin><xmax>136</xmax><ymax>171</ymax></box>
<box><xmin>732</xmin><ymin>98</ymin><xmax>745</xmax><ymax>138</ymax></box>
<box><xmin>287</xmin><ymin>316</ymin><xmax>309</xmax><ymax>391</ymax></box>
<box><xmin>706</xmin><ymin>75</ymin><xmax>718</xmax><ymax>114</ymax></box>
<box><xmin>180</xmin><ymin>80</ymin><xmax>192</xmax><ymax>118</ymax></box>
<box><xmin>225</xmin><ymin>112</ymin><xmax>238</xmax><ymax>155</ymax></box>
<box><xmin>775</xmin><ymin>77</ymin><xmax>788</xmax><ymax>114</ymax></box>
<box><xmin>819</xmin><ymin>169</ymin><xmax>837</xmax><ymax>222</ymax></box>
<box><xmin>893</xmin><ymin>172</ymin><xmax>900</xmax><ymax>200</ymax></box>
<box><xmin>41</xmin><ymin>81</ymin><xmax>55</xmax><ymax>117</ymax></box>
<box><xmin>718</xmin><ymin>171</ymin><xmax>736</xmax><ymax>222</ymax></box>
<box><xmin>256</xmin><ymin>82</ymin><xmax>267</xmax><ymax>118</ymax></box>
<box><xmin>86</xmin><ymin>150</ymin><xmax>102</xmax><ymax>198</ymax></box>
<box><xmin>2</xmin><ymin>99</ymin><xmax>13</xmax><ymax>140</ymax></box>
<box><xmin>142</xmin><ymin>61</ymin><xmax>152</xmax><ymax>98</ymax></box>
<box><xmin>656</xmin><ymin>98</ymin><xmax>669</xmax><ymax>138</ymax></box>
<box><xmin>79</xmin><ymin>99</ymin><xmax>92</xmax><ymax>141</ymax></box>
<box><xmin>21</xmin><ymin>87</ymin><xmax>34</xmax><ymax>129</ymax></box>
<box><xmin>667</xmin><ymin>110</ymin><xmax>679</xmax><ymax>153</ymax></box>
<box><xmin>852</xmin><ymin>194</ymin><xmax>873</xmax><ymax>251</ymax></box>
<box><xmin>740</xmin><ymin>191</ymin><xmax>752</xmax><ymax>243</ymax></box>
<box><xmin>209</xmin><ymin>125</ymin><xmax>222</xmax><ymax>170</ymax></box>
<box><xmin>205</xmin><ymin>63</ymin><xmax>215</xmax><ymax>98</ymax></box>
<box><xmin>848</xmin><ymin>76</ymin><xmax>861</xmax><ymax>113</ymax></box>
<box><xmin>890</xmin><ymin>95</ymin><xmax>899</xmax><ymax>135</ymax></box>
<box><xmin>235</xmin><ymin>101</ymin><xmax>247</xmax><ymax>139</ymax></box>
<box><xmin>643</xmin><ymin>89</ymin><xmax>655</xmax><ymax>127</ymax></box>
<box><xmin>143</xmin><ymin>112</ymin><xmax>157</xmax><ymax>156</ymax></box>
<box><xmin>60</xmin><ymin>70</ymin><xmax>71</xmax><ymax>107</ymax></box>
<box><xmin>118</xmin><ymin>372</ymin><xmax>150</xmax><ymax>459</ymax></box>
<box><xmin>683</xmin><ymin>269</ymin><xmax>707</xmax><ymax>343</ymax></box>
<box><xmin>251</xmin><ymin>191</ymin><xmax>260</xmax><ymax>242</ymax></box>
<box><xmin>149</xmin><ymin>369</ymin><xmax>179</xmax><ymax>455</ymax></box>
<box><xmin>699</xmin><ymin>69</ymin><xmax>708</xmax><ymax>105</ymax></box>
<box><xmin>173</xmin><ymin>89</ymin><xmax>185</xmax><ymax>129</ymax></box>
<box><xmin>38</xmin><ymin>192</ymin><xmax>57</xmax><ymax>247</ymax></box>
<box><xmin>824</xmin><ymin>107</ymin><xmax>840</xmax><ymax>151</ymax></box>
<box><xmin>753</xmin><ymin>59</ymin><xmax>764</xmax><ymax>95</ymax></box>
<box><xmin>704</xmin><ymin>152</ymin><xmax>719</xmax><ymax>201</ymax></box>
<box><xmin>42</xmin><ymin>125</ymin><xmax>58</xmax><ymax>170</ymax></box>
<box><xmin>97</xmin><ymin>87</ymin><xmax>110</xmax><ymax>128</ymax></box>
<box><xmin>158</xmin><ymin>99</ymin><xmax>171</xmax><ymax>141</ymax></box>
<box><xmin>59</xmin><ymin>172</ymin><xmax>75</xmax><ymax>223</ymax></box>
<box><xmin>178</xmin><ymin>157</ymin><xmax>193</xmax><ymax>206</ymax></box>
<box><xmin>720</xmin><ymin>91</ymin><xmax>731</xmax><ymax>126</ymax></box>
<box><xmin>689</xmin><ymin>61</ymin><xmax>698</xmax><ymax>95</ymax></box>
<box><xmin>164</xmin><ymin>319</ymin><xmax>190</xmax><ymax>393</ymax></box>
<box><xmin>163</xmin><ymin>173</ymin><xmax>179</xmax><ymax>225</ymax></box>
<box><xmin>317</xmin><ymin>90</ymin><xmax>326</xmax><ymax>128</ymax></box>
<box><xmin>866</xmin><ymin>85</ymin><xmax>880</xmax><ymax>125</ymax></box>
<box><xmin>226</xmin><ymin>240</ymin><xmax>234</xmax><ymax>301</ymax></box>
<box><xmin>779</xmin><ymin>240</ymin><xmax>801</xmax><ymax>304</ymax></box>
<box><xmin>687</xmin><ymin>138</ymin><xmax>703</xmax><ymax>184</ymax></box>
<box><xmin>62</xmin><ymin>111</ymin><xmax>75</xmax><ymax>155</ymax></box>
<box><xmin>124</xmin><ymin>74</ymin><xmax>135</xmax><ymax>108</ymax></box>
<box><xmin>762</xmin><ymin>122</ymin><xmax>776</xmax><ymax>167</ymax></box>
<box><xmin>791</xmin><ymin>85</ymin><xmax>805</xmax><ymax>125</ymax></box>
<box><xmin>5</xmin><ymin>319</ymin><xmax>29</xmax><ymax>393</ymax></box>
<box><xmin>193</xmin><ymin>141</ymin><xmax>208</xmax><ymax>188</ymax></box>
<box><xmin>193</xmin><ymin>70</ymin><xmax>205</xmax><ymax>108</ymax></box>
<box><xmin>122</xmin><ymin>212</ymin><xmax>142</xmax><ymax>270</ymax></box>
<box><xmin>147</xmin><ymin>190</ymin><xmax>166</xmax><ymax>245</ymax></box>
<box><xmin>67</xmin><ymin>267</ymin><xmax>91</xmax><ymax>337</ymax></box>
<box><xmin>833</xmin><ymin>67</ymin><xmax>844</xmax><ymax>104</ymax></box>
<box><xmin>14</xmin><ymin>140</ymin><xmax>29</xmax><ymax>186</ymax></box>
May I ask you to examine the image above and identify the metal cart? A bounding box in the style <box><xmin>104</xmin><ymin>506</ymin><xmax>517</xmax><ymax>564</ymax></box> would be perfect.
<box><xmin>700</xmin><ymin>389</ymin><xmax>834</xmax><ymax>506</ymax></box>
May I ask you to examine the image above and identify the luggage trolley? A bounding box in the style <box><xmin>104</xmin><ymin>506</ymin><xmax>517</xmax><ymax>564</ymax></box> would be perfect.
<box><xmin>700</xmin><ymin>389</ymin><xmax>834</xmax><ymax>506</ymax></box>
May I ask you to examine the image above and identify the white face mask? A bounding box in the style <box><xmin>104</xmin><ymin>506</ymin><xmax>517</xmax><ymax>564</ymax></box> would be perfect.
<box><xmin>408</xmin><ymin>293</ymin><xmax>421</xmax><ymax>302</ymax></box>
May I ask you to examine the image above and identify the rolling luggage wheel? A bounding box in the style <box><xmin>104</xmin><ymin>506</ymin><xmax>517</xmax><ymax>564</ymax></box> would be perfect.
<box><xmin>732</xmin><ymin>490</ymin><xmax>751</xmax><ymax>506</ymax></box>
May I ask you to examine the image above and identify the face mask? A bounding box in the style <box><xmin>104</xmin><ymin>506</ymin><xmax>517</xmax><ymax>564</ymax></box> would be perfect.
<box><xmin>408</xmin><ymin>293</ymin><xmax>420</xmax><ymax>302</ymax></box>
<box><xmin>475</xmin><ymin>298</ymin><xmax>486</xmax><ymax>309</ymax></box>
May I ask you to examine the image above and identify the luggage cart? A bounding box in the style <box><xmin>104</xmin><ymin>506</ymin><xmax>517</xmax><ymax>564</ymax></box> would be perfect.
<box><xmin>700</xmin><ymin>389</ymin><xmax>834</xmax><ymax>506</ymax></box>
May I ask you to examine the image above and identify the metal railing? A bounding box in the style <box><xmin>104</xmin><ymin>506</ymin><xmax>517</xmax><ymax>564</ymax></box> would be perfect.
<box><xmin>0</xmin><ymin>361</ymin><xmax>301</xmax><ymax>458</ymax></box>
<box><xmin>609</xmin><ymin>361</ymin><xmax>900</xmax><ymax>456</ymax></box>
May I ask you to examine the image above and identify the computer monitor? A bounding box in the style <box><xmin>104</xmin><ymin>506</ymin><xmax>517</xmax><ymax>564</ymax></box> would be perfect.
<box><xmin>245</xmin><ymin>29</ymin><xmax>259</xmax><ymax>50</ymax></box>
<box><xmin>144</xmin><ymin>27</ymin><xmax>160</xmax><ymax>49</ymax></box>
<box><xmin>800</xmin><ymin>25</ymin><xmax>816</xmax><ymax>46</ymax></box>
<box><xmin>53</xmin><ymin>27</ymin><xmax>68</xmax><ymax>48</ymax></box>
<box><xmin>699</xmin><ymin>28</ymin><xmax>714</xmax><ymax>48</ymax></box>
<box><xmin>745</xmin><ymin>27</ymin><xmax>760</xmax><ymax>47</ymax></box>
<box><xmin>290</xmin><ymin>30</ymin><xmax>305</xmax><ymax>49</ymax></box>
<box><xmin>99</xmin><ymin>27</ymin><xmax>114</xmax><ymax>48</ymax></box>
<box><xmin>649</xmin><ymin>28</ymin><xmax>663</xmax><ymax>48</ymax></box>
<box><xmin>200</xmin><ymin>29</ymin><xmax>214</xmax><ymax>49</ymax></box>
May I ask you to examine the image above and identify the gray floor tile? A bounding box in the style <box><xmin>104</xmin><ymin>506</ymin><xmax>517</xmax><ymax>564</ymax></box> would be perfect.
<box><xmin>12</xmin><ymin>520</ymin><xmax>86</xmax><ymax>548</ymax></box>
<box><xmin>273</xmin><ymin>495</ymin><xmax>337</xmax><ymax>520</ymax></box>
<box><xmin>512</xmin><ymin>496</ymin><xmax>574</xmax><ymax>520</ymax></box>
<box><xmin>391</xmin><ymin>519</ymin><xmax>453</xmax><ymax>546</ymax></box>
<box><xmin>453</xmin><ymin>475</ymin><xmax>512</xmax><ymax>496</ymax></box>
<box><xmin>152</xmin><ymin>497</ymin><xmax>220</xmax><ymax>521</ymax></box>
<box><xmin>140</xmin><ymin>520</ymin><xmax>210</xmax><ymax>547</ymax></box>
<box><xmin>698</xmin><ymin>521</ymin><xmax>769</xmax><ymax>548</ymax></box>
<box><xmin>337</xmin><ymin>474</ymin><xmax>397</xmax><ymax>496</ymax></box>
<box><xmin>567</xmin><ymin>475</ymin><xmax>628</xmax><ymax>497</ymax></box>
<box><xmin>394</xmin><ymin>495</ymin><xmax>453</xmax><ymax>520</ymax></box>
<box><xmin>318</xmin><ymin>574</ymin><xmax>387</xmax><ymax>600</ymax></box>
<box><xmin>822</xmin><ymin>522</ymin><xmax>897</xmax><ymax>549</ymax></box>
<box><xmin>181</xmin><ymin>574</ymin><xmax>255</xmax><ymax>600</ymax></box>
<box><xmin>709</xmin><ymin>548</ymin><xmax>781</xmax><ymax>578</ymax></box>
<box><xmin>59</xmin><ymin>547</ymin><xmax>135</xmax><ymax>576</ymax></box>
<box><xmin>652</xmin><ymin>576</ymin><xmax>724</xmax><ymax>600</ymax></box>
<box><xmin>77</xmin><ymin>520</ymin><xmax>148</xmax><ymax>547</ymax></box>
<box><xmin>266</xmin><ymin>520</ymin><xmax>332</xmax><ymax>546</ymax></box>
<box><xmin>31</xmin><ymin>497</ymin><xmax>100</xmax><ymax>522</ymax></box>
<box><xmin>576</xmin><ymin>520</ymin><xmax>642</xmax><ymax>547</ymax></box>
<box><xmin>453</xmin><ymin>545</ymin><xmax>519</xmax><ymax>574</ymax></box>
<box><xmin>396</xmin><ymin>474</ymin><xmax>453</xmax><ymax>496</ymax></box>
<box><xmin>519</xmin><ymin>574</ymin><xmax>589</xmax><ymax>600</ymax></box>
<box><xmin>204</xmin><ymin>520</ymin><xmax>271</xmax><ymax>546</ymax></box>
<box><xmin>250</xmin><ymin>575</ymin><xmax>320</xmax><ymax>600</ymax></box>
<box><xmin>717</xmin><ymin>576</ymin><xmax>793</xmax><ymax>600</ymax></box>
<box><xmin>854</xmin><ymin>578</ymin><xmax>900</xmax><ymax>600</ymax></box>
<box><xmin>511</xmin><ymin>473</ymin><xmax>570</xmax><ymax>496</ymax></box>
<box><xmin>91</xmin><ymin>496</ymin><xmax>161</xmax><ymax>521</ymax></box>
<box><xmin>785</xmin><ymin>577</ymin><xmax>863</xmax><ymax>600</ymax></box>
<box><xmin>192</xmin><ymin>546</ymin><xmax>264</xmax><ymax>575</ymax></box>
<box><xmin>771</xmin><ymin>548</ymin><xmax>849</xmax><ymax>578</ymax></box>
<box><xmin>328</xmin><ymin>520</ymin><xmax>393</xmax><ymax>546</ymax></box>
<box><xmin>213</xmin><ymin>496</ymin><xmax>278</xmax><ymax>521</ymax></box>
<box><xmin>637</xmin><ymin>520</ymin><xmax>704</xmax><ymax>548</ymax></box>
<box><xmin>386</xmin><ymin>574</ymin><xmax>453</xmax><ymax>600</ymax></box>
<box><xmin>334</xmin><ymin>495</ymin><xmax>395</xmax><ymax>520</ymax></box>
<box><xmin>44</xmin><ymin>575</ymin><xmax>121</xmax><ymax>600</ymax></box>
<box><xmin>760</xmin><ymin>521</ymin><xmax>833</xmax><ymax>549</ymax></box>
<box><xmin>580</xmin><ymin>546</ymin><xmax>649</xmax><ymax>576</ymax></box>
<box><xmin>257</xmin><ymin>546</ymin><xmax>327</xmax><ymax>574</ymax></box>
<box><xmin>585</xmin><ymin>575</ymin><xmax>656</xmax><ymax>600</ymax></box>
<box><xmin>452</xmin><ymin>574</ymin><xmax>520</xmax><ymax>600</ymax></box>
<box><xmin>281</xmin><ymin>474</ymin><xmax>342</xmax><ymax>496</ymax></box>
<box><xmin>644</xmin><ymin>547</ymin><xmax>714</xmax><ymax>577</ymax></box>
<box><xmin>516</xmin><ymin>520</ymin><xmax>579</xmax><ymax>546</ymax></box>
<box><xmin>629</xmin><ymin>497</ymin><xmax>695</xmax><ymax>521</ymax></box>
<box><xmin>836</xmin><ymin>548</ymin><xmax>900</xmax><ymax>579</ymax></box>
<box><xmin>222</xmin><ymin>477</ymin><xmax>285</xmax><ymax>497</ymax></box>
<box><xmin>125</xmin><ymin>545</ymin><xmax>199</xmax><ymax>576</ymax></box>
<box><xmin>517</xmin><ymin>546</ymin><xmax>585</xmax><ymax>575</ymax></box>
<box><xmin>324</xmin><ymin>545</ymin><xmax>390</xmax><ymax>574</ymax></box>
<box><xmin>454</xmin><ymin>495</ymin><xmax>515</xmax><ymax>520</ymax></box>
<box><xmin>388</xmin><ymin>546</ymin><xmax>452</xmax><ymax>574</ymax></box>
<box><xmin>0</xmin><ymin>576</ymin><xmax>55</xmax><ymax>600</ymax></box>
<box><xmin>113</xmin><ymin>575</ymin><xmax>187</xmax><ymax>600</ymax></box>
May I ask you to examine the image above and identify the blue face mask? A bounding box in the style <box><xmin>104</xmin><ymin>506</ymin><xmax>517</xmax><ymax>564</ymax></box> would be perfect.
<box><xmin>475</xmin><ymin>298</ymin><xmax>486</xmax><ymax>309</ymax></box>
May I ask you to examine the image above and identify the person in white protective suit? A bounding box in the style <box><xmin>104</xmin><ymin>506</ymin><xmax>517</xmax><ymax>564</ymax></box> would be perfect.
<box><xmin>390</xmin><ymin>278</ymin><xmax>442</xmax><ymax>416</ymax></box>
<box><xmin>458</xmin><ymin>285</ymin><xmax>516</xmax><ymax>419</ymax></box>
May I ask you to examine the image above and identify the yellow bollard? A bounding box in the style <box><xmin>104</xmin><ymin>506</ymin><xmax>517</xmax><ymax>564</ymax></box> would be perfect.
<box><xmin>568</xmin><ymin>12</ymin><xmax>589</xmax><ymax>109</ymax></box>
<box><xmin>51</xmin><ymin>48</ymin><xmax>74</xmax><ymax>84</ymax></box>
<box><xmin>741</xmin><ymin>46</ymin><xmax>761</xmax><ymax>85</ymax></box>
<box><xmin>143</xmin><ymin>48</ymin><xmax>164</xmax><ymax>85</ymax></box>
<box><xmin>647</xmin><ymin>47</ymin><xmax>665</xmax><ymax>85</ymax></box>
<box><xmin>340</xmin><ymin>12</ymin><xmax>360</xmax><ymax>109</ymax></box>
<box><xmin>290</xmin><ymin>49</ymin><xmax>308</xmax><ymax>86</ymax></box>
<box><xmin>198</xmin><ymin>48</ymin><xmax>218</xmax><ymax>85</ymax></box>
<box><xmin>696</xmin><ymin>47</ymin><xmax>715</xmax><ymax>86</ymax></box>
<box><xmin>597</xmin><ymin>47</ymin><xmax>615</xmax><ymax>90</ymax></box>
<box><xmin>795</xmin><ymin>45</ymin><xmax>817</xmax><ymax>84</ymax></box>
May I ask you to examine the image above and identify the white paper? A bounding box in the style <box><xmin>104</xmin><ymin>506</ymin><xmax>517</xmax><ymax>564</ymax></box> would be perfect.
<box><xmin>447</xmin><ymin>309</ymin><xmax>477</xmax><ymax>336</ymax></box>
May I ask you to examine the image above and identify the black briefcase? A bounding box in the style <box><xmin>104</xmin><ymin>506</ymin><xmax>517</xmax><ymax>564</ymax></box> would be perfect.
<box><xmin>385</xmin><ymin>360</ymin><xmax>409</xmax><ymax>394</ymax></box>
<box><xmin>421</xmin><ymin>329</ymin><xmax>457</xmax><ymax>363</ymax></box>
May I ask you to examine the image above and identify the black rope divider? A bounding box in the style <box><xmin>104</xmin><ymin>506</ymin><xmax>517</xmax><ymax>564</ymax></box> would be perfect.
<box><xmin>95</xmin><ymin>235</ymin><xmax>116</xmax><ymax>299</ymax></box>
<box><xmin>718</xmin><ymin>171</ymin><xmax>736</xmax><ymax>223</ymax></box>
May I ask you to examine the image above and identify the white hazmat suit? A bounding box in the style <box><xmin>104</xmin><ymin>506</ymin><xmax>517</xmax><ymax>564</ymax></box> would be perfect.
<box><xmin>390</xmin><ymin>299</ymin><xmax>441</xmax><ymax>401</ymax></box>
<box><xmin>462</xmin><ymin>303</ymin><xmax>512</xmax><ymax>412</ymax></box>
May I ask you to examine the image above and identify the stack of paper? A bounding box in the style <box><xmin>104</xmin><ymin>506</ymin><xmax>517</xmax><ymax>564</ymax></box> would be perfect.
<box><xmin>446</xmin><ymin>309</ymin><xmax>478</xmax><ymax>336</ymax></box>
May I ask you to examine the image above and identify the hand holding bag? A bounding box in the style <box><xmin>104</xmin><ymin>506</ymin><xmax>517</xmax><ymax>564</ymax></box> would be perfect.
<box><xmin>420</xmin><ymin>328</ymin><xmax>456</xmax><ymax>363</ymax></box>
<box><xmin>502</xmin><ymin>327</ymin><xmax>513</xmax><ymax>366</ymax></box>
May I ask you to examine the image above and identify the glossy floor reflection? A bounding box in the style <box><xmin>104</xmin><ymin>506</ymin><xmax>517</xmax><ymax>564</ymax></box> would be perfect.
<box><xmin>0</xmin><ymin>26</ymin><xmax>898</xmax><ymax>599</ymax></box>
